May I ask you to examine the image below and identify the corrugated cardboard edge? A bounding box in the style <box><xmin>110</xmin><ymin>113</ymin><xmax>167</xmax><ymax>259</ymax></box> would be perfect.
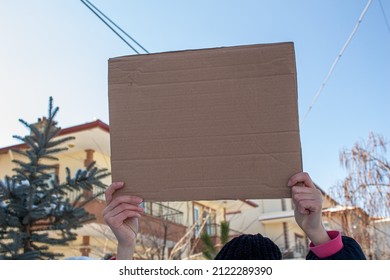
<box><xmin>108</xmin><ymin>42</ymin><xmax>302</xmax><ymax>201</ymax></box>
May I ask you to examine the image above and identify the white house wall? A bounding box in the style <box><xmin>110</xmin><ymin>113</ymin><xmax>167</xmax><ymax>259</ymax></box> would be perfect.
<box><xmin>56</xmin><ymin>150</ymin><xmax>112</xmax><ymax>186</ymax></box>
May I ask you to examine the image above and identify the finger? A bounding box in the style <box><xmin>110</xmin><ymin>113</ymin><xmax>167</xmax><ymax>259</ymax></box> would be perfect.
<box><xmin>105</xmin><ymin>182</ymin><xmax>125</xmax><ymax>204</ymax></box>
<box><xmin>297</xmin><ymin>204</ymin><xmax>311</xmax><ymax>215</ymax></box>
<box><xmin>104</xmin><ymin>195</ymin><xmax>143</xmax><ymax>214</ymax></box>
<box><xmin>296</xmin><ymin>199</ymin><xmax>322</xmax><ymax>214</ymax></box>
<box><xmin>292</xmin><ymin>191</ymin><xmax>321</xmax><ymax>203</ymax></box>
<box><xmin>288</xmin><ymin>172</ymin><xmax>316</xmax><ymax>189</ymax></box>
<box><xmin>104</xmin><ymin>210</ymin><xmax>141</xmax><ymax>229</ymax></box>
<box><xmin>104</xmin><ymin>209</ymin><xmax>142</xmax><ymax>226</ymax></box>
<box><xmin>106</xmin><ymin>213</ymin><xmax>141</xmax><ymax>231</ymax></box>
<box><xmin>103</xmin><ymin>202</ymin><xmax>144</xmax><ymax>218</ymax></box>
<box><xmin>292</xmin><ymin>186</ymin><xmax>322</xmax><ymax>196</ymax></box>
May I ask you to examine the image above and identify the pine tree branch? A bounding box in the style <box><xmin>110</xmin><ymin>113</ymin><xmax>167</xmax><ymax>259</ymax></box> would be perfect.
<box><xmin>74</xmin><ymin>190</ymin><xmax>105</xmax><ymax>209</ymax></box>
<box><xmin>9</xmin><ymin>149</ymin><xmax>28</xmax><ymax>157</ymax></box>
<box><xmin>1</xmin><ymin>97</ymin><xmax>110</xmax><ymax>259</ymax></box>
<box><xmin>45</xmin><ymin>136</ymin><xmax>74</xmax><ymax>149</ymax></box>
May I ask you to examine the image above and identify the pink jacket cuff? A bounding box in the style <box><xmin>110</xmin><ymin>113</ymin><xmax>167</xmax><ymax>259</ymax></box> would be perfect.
<box><xmin>309</xmin><ymin>230</ymin><xmax>343</xmax><ymax>258</ymax></box>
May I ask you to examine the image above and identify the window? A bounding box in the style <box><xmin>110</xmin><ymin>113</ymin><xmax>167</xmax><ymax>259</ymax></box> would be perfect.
<box><xmin>193</xmin><ymin>203</ymin><xmax>216</xmax><ymax>237</ymax></box>
<box><xmin>194</xmin><ymin>206</ymin><xmax>200</xmax><ymax>237</ymax></box>
<box><xmin>140</xmin><ymin>202</ymin><xmax>151</xmax><ymax>215</ymax></box>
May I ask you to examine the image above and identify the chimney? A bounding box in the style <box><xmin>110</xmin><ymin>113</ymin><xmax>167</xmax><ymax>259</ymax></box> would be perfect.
<box><xmin>31</xmin><ymin>117</ymin><xmax>58</xmax><ymax>136</ymax></box>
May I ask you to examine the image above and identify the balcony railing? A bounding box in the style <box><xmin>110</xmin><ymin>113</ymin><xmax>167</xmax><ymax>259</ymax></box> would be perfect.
<box><xmin>142</xmin><ymin>202</ymin><xmax>184</xmax><ymax>225</ymax></box>
<box><xmin>191</xmin><ymin>223</ymin><xmax>244</xmax><ymax>254</ymax></box>
<box><xmin>195</xmin><ymin>223</ymin><xmax>243</xmax><ymax>238</ymax></box>
<box><xmin>64</xmin><ymin>186</ymin><xmax>184</xmax><ymax>225</ymax></box>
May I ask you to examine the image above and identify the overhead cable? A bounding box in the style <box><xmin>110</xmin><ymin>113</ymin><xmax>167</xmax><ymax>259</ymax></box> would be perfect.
<box><xmin>300</xmin><ymin>0</ymin><xmax>373</xmax><ymax>126</ymax></box>
<box><xmin>378</xmin><ymin>0</ymin><xmax>390</xmax><ymax>34</ymax></box>
<box><xmin>80</xmin><ymin>0</ymin><xmax>149</xmax><ymax>54</ymax></box>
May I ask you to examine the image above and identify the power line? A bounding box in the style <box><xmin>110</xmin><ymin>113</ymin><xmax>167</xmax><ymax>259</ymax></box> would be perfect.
<box><xmin>80</xmin><ymin>0</ymin><xmax>149</xmax><ymax>54</ymax></box>
<box><xmin>378</xmin><ymin>0</ymin><xmax>390</xmax><ymax>34</ymax></box>
<box><xmin>300</xmin><ymin>0</ymin><xmax>373</xmax><ymax>126</ymax></box>
<box><xmin>82</xmin><ymin>0</ymin><xmax>149</xmax><ymax>54</ymax></box>
<box><xmin>80</xmin><ymin>0</ymin><xmax>139</xmax><ymax>53</ymax></box>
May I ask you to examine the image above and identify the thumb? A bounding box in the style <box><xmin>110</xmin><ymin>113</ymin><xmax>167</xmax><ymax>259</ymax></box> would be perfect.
<box><xmin>288</xmin><ymin>172</ymin><xmax>316</xmax><ymax>189</ymax></box>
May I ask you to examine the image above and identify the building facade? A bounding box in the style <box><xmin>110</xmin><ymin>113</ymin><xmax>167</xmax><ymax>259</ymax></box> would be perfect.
<box><xmin>2</xmin><ymin>119</ymin><xmax>386</xmax><ymax>259</ymax></box>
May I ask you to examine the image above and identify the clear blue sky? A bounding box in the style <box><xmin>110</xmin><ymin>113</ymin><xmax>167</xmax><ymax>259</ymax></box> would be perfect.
<box><xmin>1</xmin><ymin>0</ymin><xmax>389</xmax><ymax>194</ymax></box>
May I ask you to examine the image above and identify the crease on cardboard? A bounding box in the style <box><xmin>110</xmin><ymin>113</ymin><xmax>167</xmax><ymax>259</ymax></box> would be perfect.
<box><xmin>112</xmin><ymin>70</ymin><xmax>295</xmax><ymax>88</ymax></box>
<box><xmin>111</xmin><ymin>130</ymin><xmax>298</xmax><ymax>141</ymax></box>
<box><xmin>109</xmin><ymin>73</ymin><xmax>295</xmax><ymax>88</ymax></box>
<box><xmin>110</xmin><ymin>151</ymin><xmax>299</xmax><ymax>162</ymax></box>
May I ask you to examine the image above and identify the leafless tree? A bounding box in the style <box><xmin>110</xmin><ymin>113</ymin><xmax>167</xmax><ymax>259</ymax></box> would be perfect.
<box><xmin>335</xmin><ymin>132</ymin><xmax>389</xmax><ymax>217</ymax></box>
<box><xmin>331</xmin><ymin>132</ymin><xmax>390</xmax><ymax>259</ymax></box>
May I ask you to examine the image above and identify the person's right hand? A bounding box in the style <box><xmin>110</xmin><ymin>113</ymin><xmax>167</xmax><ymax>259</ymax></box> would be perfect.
<box><xmin>103</xmin><ymin>182</ymin><xmax>144</xmax><ymax>259</ymax></box>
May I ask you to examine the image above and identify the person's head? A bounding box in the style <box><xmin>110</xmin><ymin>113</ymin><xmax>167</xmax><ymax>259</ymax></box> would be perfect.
<box><xmin>214</xmin><ymin>233</ymin><xmax>282</xmax><ymax>260</ymax></box>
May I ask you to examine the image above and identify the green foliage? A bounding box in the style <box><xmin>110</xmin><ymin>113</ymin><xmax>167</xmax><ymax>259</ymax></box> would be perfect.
<box><xmin>220</xmin><ymin>220</ymin><xmax>230</xmax><ymax>245</ymax></box>
<box><xmin>200</xmin><ymin>231</ymin><xmax>217</xmax><ymax>259</ymax></box>
<box><xmin>200</xmin><ymin>221</ymin><xmax>230</xmax><ymax>260</ymax></box>
<box><xmin>0</xmin><ymin>97</ymin><xmax>110</xmax><ymax>259</ymax></box>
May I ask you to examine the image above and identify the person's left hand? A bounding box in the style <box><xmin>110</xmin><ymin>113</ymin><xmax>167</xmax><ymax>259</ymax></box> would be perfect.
<box><xmin>103</xmin><ymin>182</ymin><xmax>144</xmax><ymax>259</ymax></box>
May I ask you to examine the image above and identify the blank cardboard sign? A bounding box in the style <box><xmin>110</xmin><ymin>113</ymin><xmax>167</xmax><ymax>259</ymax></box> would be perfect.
<box><xmin>108</xmin><ymin>42</ymin><xmax>302</xmax><ymax>201</ymax></box>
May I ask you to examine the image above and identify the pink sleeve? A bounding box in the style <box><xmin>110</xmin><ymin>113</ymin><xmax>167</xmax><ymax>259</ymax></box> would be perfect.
<box><xmin>309</xmin><ymin>230</ymin><xmax>343</xmax><ymax>258</ymax></box>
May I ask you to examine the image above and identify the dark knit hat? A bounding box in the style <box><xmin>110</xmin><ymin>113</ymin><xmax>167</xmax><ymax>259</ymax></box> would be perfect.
<box><xmin>214</xmin><ymin>234</ymin><xmax>282</xmax><ymax>260</ymax></box>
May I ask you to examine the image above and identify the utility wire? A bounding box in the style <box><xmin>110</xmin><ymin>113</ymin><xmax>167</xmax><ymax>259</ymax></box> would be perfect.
<box><xmin>82</xmin><ymin>0</ymin><xmax>149</xmax><ymax>54</ymax></box>
<box><xmin>378</xmin><ymin>0</ymin><xmax>390</xmax><ymax>34</ymax></box>
<box><xmin>80</xmin><ymin>0</ymin><xmax>139</xmax><ymax>53</ymax></box>
<box><xmin>80</xmin><ymin>0</ymin><xmax>149</xmax><ymax>54</ymax></box>
<box><xmin>300</xmin><ymin>0</ymin><xmax>373</xmax><ymax>126</ymax></box>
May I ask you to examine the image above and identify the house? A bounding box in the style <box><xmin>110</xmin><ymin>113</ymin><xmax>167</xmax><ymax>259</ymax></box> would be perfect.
<box><xmin>371</xmin><ymin>218</ymin><xmax>390</xmax><ymax>259</ymax></box>
<box><xmin>0</xmin><ymin>119</ymin><xmax>258</xmax><ymax>259</ymax></box>
<box><xmin>226</xmin><ymin>182</ymin><xmax>390</xmax><ymax>259</ymax></box>
<box><xmin>0</xmin><ymin>119</ymin><xmax>116</xmax><ymax>258</ymax></box>
<box><xmin>321</xmin><ymin>205</ymin><xmax>390</xmax><ymax>259</ymax></box>
<box><xmin>227</xmin><ymin>198</ymin><xmax>308</xmax><ymax>259</ymax></box>
<box><xmin>3</xmin><ymin>119</ymin><xmax>385</xmax><ymax>259</ymax></box>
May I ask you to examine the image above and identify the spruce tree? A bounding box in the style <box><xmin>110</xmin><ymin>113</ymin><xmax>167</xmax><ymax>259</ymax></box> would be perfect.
<box><xmin>201</xmin><ymin>221</ymin><xmax>230</xmax><ymax>259</ymax></box>
<box><xmin>0</xmin><ymin>97</ymin><xmax>110</xmax><ymax>259</ymax></box>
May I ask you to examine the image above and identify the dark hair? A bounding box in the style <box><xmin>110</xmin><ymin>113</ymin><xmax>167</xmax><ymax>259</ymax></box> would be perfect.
<box><xmin>214</xmin><ymin>234</ymin><xmax>282</xmax><ymax>260</ymax></box>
